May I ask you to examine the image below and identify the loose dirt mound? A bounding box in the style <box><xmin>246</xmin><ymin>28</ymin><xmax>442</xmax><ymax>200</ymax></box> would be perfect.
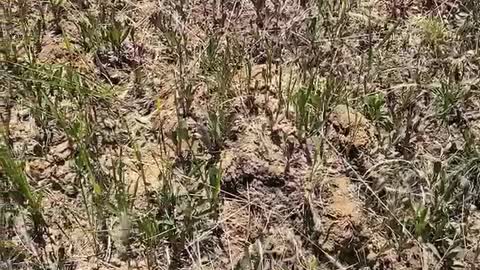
<box><xmin>218</xmin><ymin>104</ymin><xmax>308</xmax><ymax>267</ymax></box>
<box><xmin>324</xmin><ymin>177</ymin><xmax>363</xmax><ymax>246</ymax></box>
<box><xmin>213</xmin><ymin>96</ymin><xmax>375</xmax><ymax>268</ymax></box>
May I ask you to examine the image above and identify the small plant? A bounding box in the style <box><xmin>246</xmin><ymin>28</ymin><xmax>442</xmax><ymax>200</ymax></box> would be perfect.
<box><xmin>103</xmin><ymin>20</ymin><xmax>132</xmax><ymax>53</ymax></box>
<box><xmin>207</xmin><ymin>163</ymin><xmax>222</xmax><ymax>219</ymax></box>
<box><xmin>294</xmin><ymin>75</ymin><xmax>344</xmax><ymax>138</ymax></box>
<box><xmin>432</xmin><ymin>82</ymin><xmax>464</xmax><ymax>124</ymax></box>
<box><xmin>401</xmin><ymin>159</ymin><xmax>471</xmax><ymax>266</ymax></box>
<box><xmin>418</xmin><ymin>17</ymin><xmax>447</xmax><ymax>48</ymax></box>
<box><xmin>450</xmin><ymin>142</ymin><xmax>480</xmax><ymax>203</ymax></box>
<box><xmin>200</xmin><ymin>36</ymin><xmax>221</xmax><ymax>74</ymax></box>
<box><xmin>210</xmin><ymin>38</ymin><xmax>239</xmax><ymax>101</ymax></box>
<box><xmin>0</xmin><ymin>88</ymin><xmax>13</xmax><ymax>148</ymax></box>
<box><xmin>457</xmin><ymin>0</ymin><xmax>480</xmax><ymax>50</ymax></box>
<box><xmin>363</xmin><ymin>93</ymin><xmax>392</xmax><ymax>130</ymax></box>
<box><xmin>410</xmin><ymin>201</ymin><xmax>430</xmax><ymax>239</ymax></box>
<box><xmin>205</xmin><ymin>107</ymin><xmax>233</xmax><ymax>153</ymax></box>
<box><xmin>78</xmin><ymin>15</ymin><xmax>103</xmax><ymax>52</ymax></box>
<box><xmin>77</xmin><ymin>14</ymin><xmax>131</xmax><ymax>54</ymax></box>
<box><xmin>171</xmin><ymin>119</ymin><xmax>191</xmax><ymax>160</ymax></box>
<box><xmin>0</xmin><ymin>140</ymin><xmax>45</xmax><ymax>235</ymax></box>
<box><xmin>135</xmin><ymin>156</ymin><xmax>222</xmax><ymax>269</ymax></box>
<box><xmin>3</xmin><ymin>60</ymin><xmax>115</xmax><ymax>255</ymax></box>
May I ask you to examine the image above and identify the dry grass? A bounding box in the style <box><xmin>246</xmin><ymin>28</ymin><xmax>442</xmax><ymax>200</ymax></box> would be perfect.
<box><xmin>1</xmin><ymin>0</ymin><xmax>480</xmax><ymax>269</ymax></box>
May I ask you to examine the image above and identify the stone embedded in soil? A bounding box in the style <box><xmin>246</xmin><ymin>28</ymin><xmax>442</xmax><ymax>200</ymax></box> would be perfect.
<box><xmin>329</xmin><ymin>104</ymin><xmax>376</xmax><ymax>151</ymax></box>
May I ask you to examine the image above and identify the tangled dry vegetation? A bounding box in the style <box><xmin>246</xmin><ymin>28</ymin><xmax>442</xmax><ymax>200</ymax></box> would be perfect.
<box><xmin>2</xmin><ymin>0</ymin><xmax>480</xmax><ymax>269</ymax></box>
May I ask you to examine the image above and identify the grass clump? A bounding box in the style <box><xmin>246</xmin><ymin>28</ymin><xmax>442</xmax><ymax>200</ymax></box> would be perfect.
<box><xmin>0</xmin><ymin>141</ymin><xmax>45</xmax><ymax>236</ymax></box>
<box><xmin>418</xmin><ymin>17</ymin><xmax>447</xmax><ymax>47</ymax></box>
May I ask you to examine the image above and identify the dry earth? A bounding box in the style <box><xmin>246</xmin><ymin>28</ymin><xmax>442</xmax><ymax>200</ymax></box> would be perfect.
<box><xmin>2</xmin><ymin>0</ymin><xmax>480</xmax><ymax>270</ymax></box>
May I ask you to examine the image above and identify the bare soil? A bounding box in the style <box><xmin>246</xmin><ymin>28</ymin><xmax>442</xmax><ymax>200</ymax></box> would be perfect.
<box><xmin>3</xmin><ymin>0</ymin><xmax>480</xmax><ymax>269</ymax></box>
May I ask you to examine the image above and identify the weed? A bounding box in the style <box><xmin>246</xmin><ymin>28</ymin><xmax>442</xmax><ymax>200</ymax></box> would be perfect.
<box><xmin>418</xmin><ymin>17</ymin><xmax>447</xmax><ymax>50</ymax></box>
<box><xmin>77</xmin><ymin>13</ymin><xmax>132</xmax><ymax>55</ymax></box>
<box><xmin>432</xmin><ymin>81</ymin><xmax>465</xmax><ymax>124</ymax></box>
<box><xmin>0</xmin><ymin>139</ymin><xmax>45</xmax><ymax>236</ymax></box>
<box><xmin>103</xmin><ymin>20</ymin><xmax>132</xmax><ymax>54</ymax></box>
<box><xmin>77</xmin><ymin>15</ymin><xmax>102</xmax><ymax>52</ymax></box>
<box><xmin>205</xmin><ymin>106</ymin><xmax>233</xmax><ymax>153</ymax></box>
<box><xmin>363</xmin><ymin>93</ymin><xmax>392</xmax><ymax>131</ymax></box>
<box><xmin>457</xmin><ymin>0</ymin><xmax>480</xmax><ymax>50</ymax></box>
<box><xmin>294</xmin><ymin>75</ymin><xmax>344</xmax><ymax>138</ymax></box>
<box><xmin>200</xmin><ymin>36</ymin><xmax>221</xmax><ymax>75</ymax></box>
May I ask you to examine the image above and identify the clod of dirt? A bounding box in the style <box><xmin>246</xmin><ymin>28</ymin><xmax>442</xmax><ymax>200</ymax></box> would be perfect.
<box><xmin>38</xmin><ymin>33</ymin><xmax>70</xmax><ymax>63</ymax></box>
<box><xmin>328</xmin><ymin>176</ymin><xmax>362</xmax><ymax>221</ymax></box>
<box><xmin>222</xmin><ymin>155</ymin><xmax>288</xmax><ymax>195</ymax></box>
<box><xmin>50</xmin><ymin>140</ymin><xmax>72</xmax><ymax>161</ymax></box>
<box><xmin>320</xmin><ymin>176</ymin><xmax>364</xmax><ymax>256</ymax></box>
<box><xmin>38</xmin><ymin>32</ymin><xmax>93</xmax><ymax>73</ymax></box>
<box><xmin>26</xmin><ymin>159</ymin><xmax>52</xmax><ymax>181</ymax></box>
<box><xmin>329</xmin><ymin>104</ymin><xmax>376</xmax><ymax>153</ymax></box>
